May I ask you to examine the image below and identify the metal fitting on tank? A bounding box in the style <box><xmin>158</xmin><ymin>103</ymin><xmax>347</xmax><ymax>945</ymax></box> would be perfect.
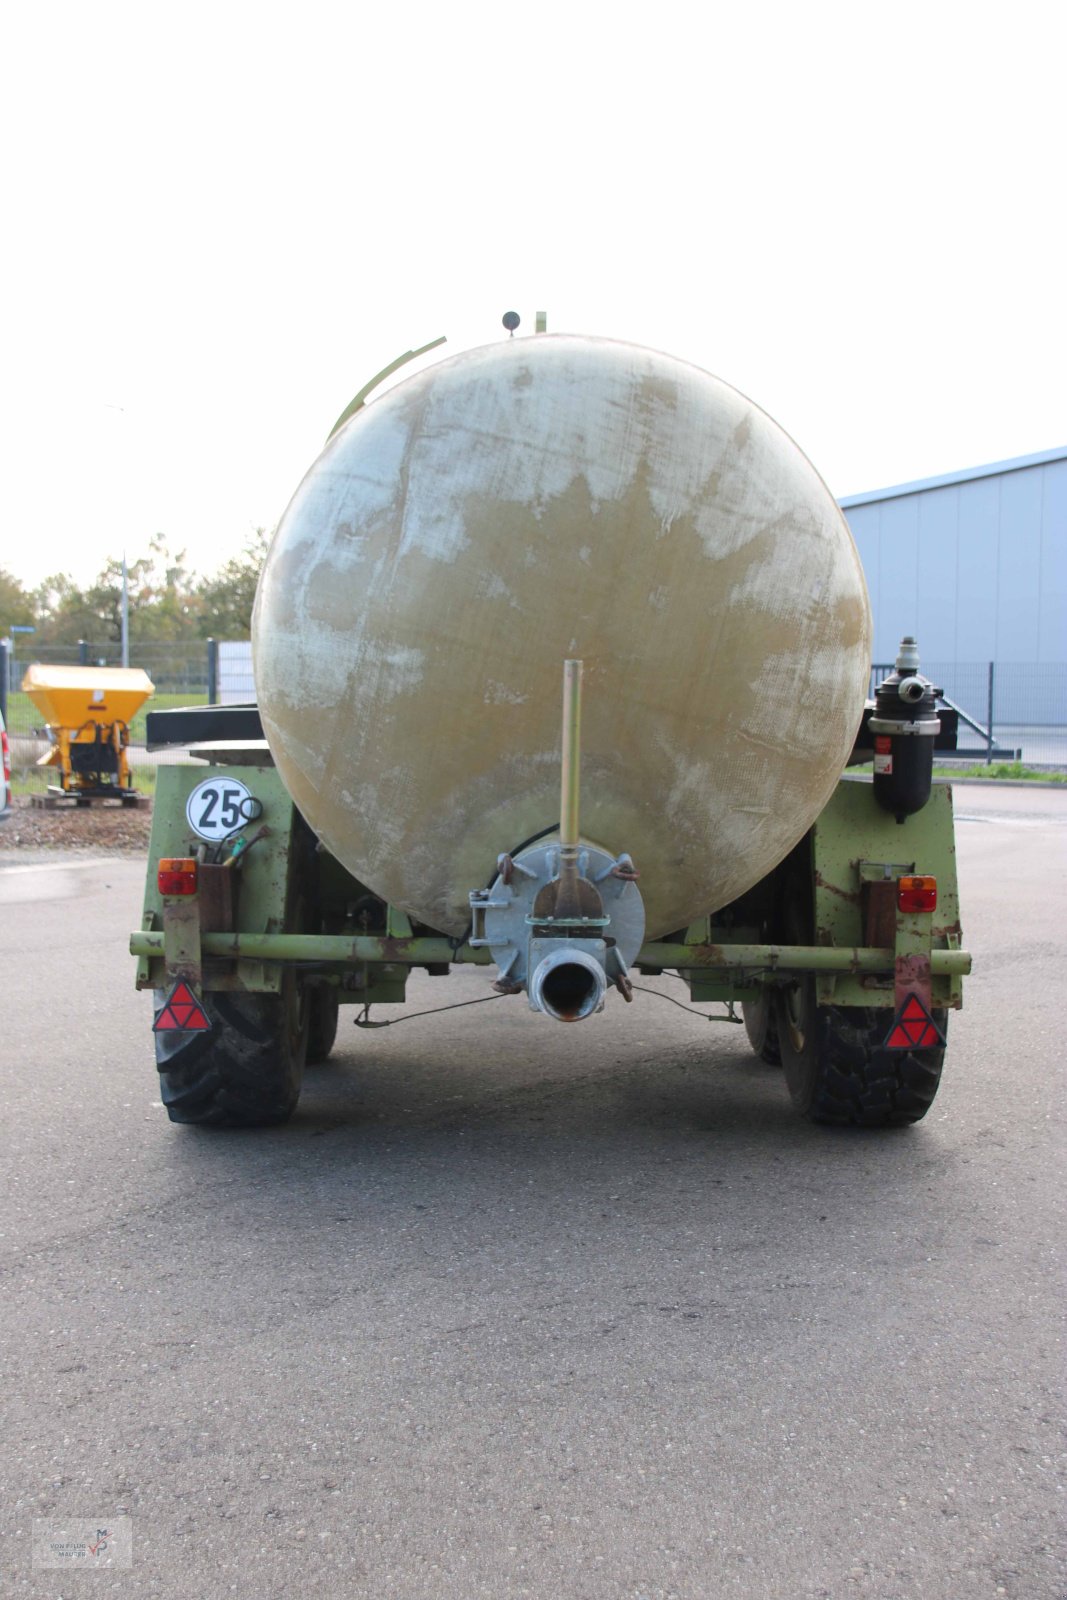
<box><xmin>869</xmin><ymin>636</ymin><xmax>942</xmax><ymax>822</ymax></box>
<box><xmin>895</xmin><ymin>635</ymin><xmax>922</xmax><ymax>675</ymax></box>
<box><xmin>467</xmin><ymin>839</ymin><xmax>645</xmax><ymax>1016</ymax></box>
<box><xmin>528</xmin><ymin>947</ymin><xmax>607</xmax><ymax>1021</ymax></box>
<box><xmin>467</xmin><ymin>662</ymin><xmax>645</xmax><ymax>1019</ymax></box>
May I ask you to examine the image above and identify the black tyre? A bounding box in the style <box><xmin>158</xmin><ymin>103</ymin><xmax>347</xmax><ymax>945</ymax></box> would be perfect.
<box><xmin>153</xmin><ymin>977</ymin><xmax>308</xmax><ymax>1127</ymax></box>
<box><xmin>774</xmin><ymin>977</ymin><xmax>946</xmax><ymax>1127</ymax></box>
<box><xmin>742</xmin><ymin>990</ymin><xmax>781</xmax><ymax>1065</ymax></box>
<box><xmin>306</xmin><ymin>986</ymin><xmax>340</xmax><ymax>1065</ymax></box>
<box><xmin>770</xmin><ymin>850</ymin><xmax>945</xmax><ymax>1127</ymax></box>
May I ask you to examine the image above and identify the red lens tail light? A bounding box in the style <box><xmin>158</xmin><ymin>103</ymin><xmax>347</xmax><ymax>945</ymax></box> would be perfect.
<box><xmin>898</xmin><ymin>874</ymin><xmax>937</xmax><ymax>913</ymax></box>
<box><xmin>158</xmin><ymin>857</ymin><xmax>198</xmax><ymax>896</ymax></box>
<box><xmin>1</xmin><ymin>729</ymin><xmax>9</xmax><ymax>783</ymax></box>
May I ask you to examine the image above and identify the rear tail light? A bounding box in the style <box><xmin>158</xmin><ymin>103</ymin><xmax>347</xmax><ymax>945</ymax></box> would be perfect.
<box><xmin>898</xmin><ymin>874</ymin><xmax>937</xmax><ymax>913</ymax></box>
<box><xmin>158</xmin><ymin>857</ymin><xmax>198</xmax><ymax>896</ymax></box>
<box><xmin>1</xmin><ymin>729</ymin><xmax>9</xmax><ymax>783</ymax></box>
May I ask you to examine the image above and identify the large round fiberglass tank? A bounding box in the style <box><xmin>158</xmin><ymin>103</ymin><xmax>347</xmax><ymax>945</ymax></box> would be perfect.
<box><xmin>253</xmin><ymin>335</ymin><xmax>872</xmax><ymax>939</ymax></box>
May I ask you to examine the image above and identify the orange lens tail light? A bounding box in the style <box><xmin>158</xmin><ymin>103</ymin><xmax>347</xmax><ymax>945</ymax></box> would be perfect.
<box><xmin>898</xmin><ymin>874</ymin><xmax>937</xmax><ymax>913</ymax></box>
<box><xmin>158</xmin><ymin>857</ymin><xmax>198</xmax><ymax>896</ymax></box>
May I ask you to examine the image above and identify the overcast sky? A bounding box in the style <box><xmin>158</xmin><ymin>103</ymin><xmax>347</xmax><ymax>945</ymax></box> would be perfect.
<box><xmin>1</xmin><ymin>0</ymin><xmax>1062</xmax><ymax>591</ymax></box>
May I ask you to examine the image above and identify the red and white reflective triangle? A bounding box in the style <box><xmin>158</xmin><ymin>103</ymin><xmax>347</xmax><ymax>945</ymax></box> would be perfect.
<box><xmin>883</xmin><ymin>993</ymin><xmax>944</xmax><ymax>1052</ymax></box>
<box><xmin>153</xmin><ymin>979</ymin><xmax>212</xmax><ymax>1033</ymax></box>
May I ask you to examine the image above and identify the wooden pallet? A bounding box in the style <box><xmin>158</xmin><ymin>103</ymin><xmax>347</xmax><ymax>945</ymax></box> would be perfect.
<box><xmin>30</xmin><ymin>790</ymin><xmax>152</xmax><ymax>810</ymax></box>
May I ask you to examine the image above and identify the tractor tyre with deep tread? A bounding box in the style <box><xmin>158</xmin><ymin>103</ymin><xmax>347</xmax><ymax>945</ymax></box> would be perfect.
<box><xmin>742</xmin><ymin>990</ymin><xmax>781</xmax><ymax>1065</ymax></box>
<box><xmin>774</xmin><ymin>977</ymin><xmax>946</xmax><ymax>1127</ymax></box>
<box><xmin>306</xmin><ymin>987</ymin><xmax>340</xmax><ymax>1065</ymax></box>
<box><xmin>153</xmin><ymin>978</ymin><xmax>308</xmax><ymax>1127</ymax></box>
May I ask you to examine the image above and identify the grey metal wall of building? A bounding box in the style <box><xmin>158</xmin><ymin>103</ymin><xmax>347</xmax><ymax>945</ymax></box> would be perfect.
<box><xmin>839</xmin><ymin>448</ymin><xmax>1066</xmax><ymax>667</ymax></box>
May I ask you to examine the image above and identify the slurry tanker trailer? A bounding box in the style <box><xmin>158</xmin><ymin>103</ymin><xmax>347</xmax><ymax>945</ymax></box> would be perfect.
<box><xmin>132</xmin><ymin>323</ymin><xmax>970</xmax><ymax>1128</ymax></box>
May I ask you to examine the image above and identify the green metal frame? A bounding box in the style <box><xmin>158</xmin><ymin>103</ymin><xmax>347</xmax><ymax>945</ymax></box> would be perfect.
<box><xmin>809</xmin><ymin>777</ymin><xmax>963</xmax><ymax>1006</ymax></box>
<box><xmin>134</xmin><ymin>764</ymin><xmax>971</xmax><ymax>1011</ymax></box>
<box><xmin>139</xmin><ymin>764</ymin><xmax>299</xmax><ymax>995</ymax></box>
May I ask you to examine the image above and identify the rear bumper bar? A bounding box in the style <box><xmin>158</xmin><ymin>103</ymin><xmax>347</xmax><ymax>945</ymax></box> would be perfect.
<box><xmin>130</xmin><ymin>928</ymin><xmax>971</xmax><ymax>978</ymax></box>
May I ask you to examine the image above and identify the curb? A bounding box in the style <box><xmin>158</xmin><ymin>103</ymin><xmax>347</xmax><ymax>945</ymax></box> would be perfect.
<box><xmin>934</xmin><ymin>777</ymin><xmax>1067</xmax><ymax>790</ymax></box>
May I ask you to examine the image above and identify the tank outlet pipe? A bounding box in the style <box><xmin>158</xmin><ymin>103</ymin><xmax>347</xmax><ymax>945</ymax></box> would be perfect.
<box><xmin>528</xmin><ymin>946</ymin><xmax>607</xmax><ymax>1022</ymax></box>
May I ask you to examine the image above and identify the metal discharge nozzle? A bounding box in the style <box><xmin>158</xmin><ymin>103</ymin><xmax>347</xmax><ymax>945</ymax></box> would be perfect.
<box><xmin>468</xmin><ymin>657</ymin><xmax>645</xmax><ymax>1019</ymax></box>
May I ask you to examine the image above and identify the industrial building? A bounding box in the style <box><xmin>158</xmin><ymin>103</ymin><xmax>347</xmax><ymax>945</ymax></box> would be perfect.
<box><xmin>840</xmin><ymin>446</ymin><xmax>1066</xmax><ymax>666</ymax></box>
<box><xmin>840</xmin><ymin>446</ymin><xmax>1066</xmax><ymax>742</ymax></box>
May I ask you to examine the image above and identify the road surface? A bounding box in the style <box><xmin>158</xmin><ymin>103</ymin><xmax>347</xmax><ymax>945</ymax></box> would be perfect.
<box><xmin>0</xmin><ymin>784</ymin><xmax>1063</xmax><ymax>1598</ymax></box>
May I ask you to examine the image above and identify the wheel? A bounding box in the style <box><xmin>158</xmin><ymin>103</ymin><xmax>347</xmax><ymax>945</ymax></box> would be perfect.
<box><xmin>772</xmin><ymin>851</ymin><xmax>945</xmax><ymax>1127</ymax></box>
<box><xmin>153</xmin><ymin>975</ymin><xmax>308</xmax><ymax>1127</ymax></box>
<box><xmin>306</xmin><ymin>986</ymin><xmax>340</xmax><ymax>1065</ymax></box>
<box><xmin>774</xmin><ymin>977</ymin><xmax>947</xmax><ymax>1127</ymax></box>
<box><xmin>742</xmin><ymin>990</ymin><xmax>781</xmax><ymax>1065</ymax></box>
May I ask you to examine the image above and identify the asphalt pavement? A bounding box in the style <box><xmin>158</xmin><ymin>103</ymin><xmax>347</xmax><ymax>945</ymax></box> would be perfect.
<box><xmin>0</xmin><ymin>784</ymin><xmax>1063</xmax><ymax>1599</ymax></box>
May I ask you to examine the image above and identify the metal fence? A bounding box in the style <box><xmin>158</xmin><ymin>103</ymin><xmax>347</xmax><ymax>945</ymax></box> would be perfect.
<box><xmin>2</xmin><ymin>641</ymin><xmax>1065</xmax><ymax>798</ymax></box>
<box><xmin>869</xmin><ymin>662</ymin><xmax>1067</xmax><ymax>766</ymax></box>
<box><xmin>3</xmin><ymin>639</ymin><xmax>217</xmax><ymax>693</ymax></box>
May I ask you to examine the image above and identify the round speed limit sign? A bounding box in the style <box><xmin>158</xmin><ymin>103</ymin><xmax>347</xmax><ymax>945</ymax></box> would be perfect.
<box><xmin>185</xmin><ymin>776</ymin><xmax>256</xmax><ymax>843</ymax></box>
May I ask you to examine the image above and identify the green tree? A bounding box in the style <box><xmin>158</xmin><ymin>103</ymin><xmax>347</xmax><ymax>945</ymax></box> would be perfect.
<box><xmin>24</xmin><ymin>529</ymin><xmax>272</xmax><ymax>650</ymax></box>
<box><xmin>34</xmin><ymin>537</ymin><xmax>201</xmax><ymax>645</ymax></box>
<box><xmin>196</xmin><ymin>529</ymin><xmax>271</xmax><ymax>640</ymax></box>
<box><xmin>0</xmin><ymin>567</ymin><xmax>37</xmax><ymax>632</ymax></box>
<box><xmin>33</xmin><ymin>572</ymin><xmax>99</xmax><ymax>644</ymax></box>
<box><xmin>107</xmin><ymin>536</ymin><xmax>201</xmax><ymax>642</ymax></box>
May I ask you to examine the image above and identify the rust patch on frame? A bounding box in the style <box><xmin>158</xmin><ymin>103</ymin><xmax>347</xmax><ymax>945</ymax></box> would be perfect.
<box><xmin>895</xmin><ymin>951</ymin><xmax>933</xmax><ymax>1018</ymax></box>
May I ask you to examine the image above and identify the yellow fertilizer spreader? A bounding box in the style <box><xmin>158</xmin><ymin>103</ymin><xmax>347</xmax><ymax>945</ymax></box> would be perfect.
<box><xmin>22</xmin><ymin>664</ymin><xmax>154</xmax><ymax>806</ymax></box>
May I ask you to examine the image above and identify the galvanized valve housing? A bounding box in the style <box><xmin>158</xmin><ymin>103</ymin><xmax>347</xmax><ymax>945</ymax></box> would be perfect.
<box><xmin>469</xmin><ymin>839</ymin><xmax>646</xmax><ymax>1019</ymax></box>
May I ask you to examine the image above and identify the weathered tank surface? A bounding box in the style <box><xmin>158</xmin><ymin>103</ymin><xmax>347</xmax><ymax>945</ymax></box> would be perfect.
<box><xmin>253</xmin><ymin>334</ymin><xmax>872</xmax><ymax>939</ymax></box>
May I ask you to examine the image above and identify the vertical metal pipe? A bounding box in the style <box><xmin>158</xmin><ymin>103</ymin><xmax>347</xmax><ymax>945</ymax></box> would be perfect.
<box><xmin>986</xmin><ymin>660</ymin><xmax>995</xmax><ymax>765</ymax></box>
<box><xmin>560</xmin><ymin>659</ymin><xmax>582</xmax><ymax>849</ymax></box>
<box><xmin>207</xmin><ymin>638</ymin><xmax>219</xmax><ymax>706</ymax></box>
<box><xmin>121</xmin><ymin>551</ymin><xmax>130</xmax><ymax>668</ymax></box>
